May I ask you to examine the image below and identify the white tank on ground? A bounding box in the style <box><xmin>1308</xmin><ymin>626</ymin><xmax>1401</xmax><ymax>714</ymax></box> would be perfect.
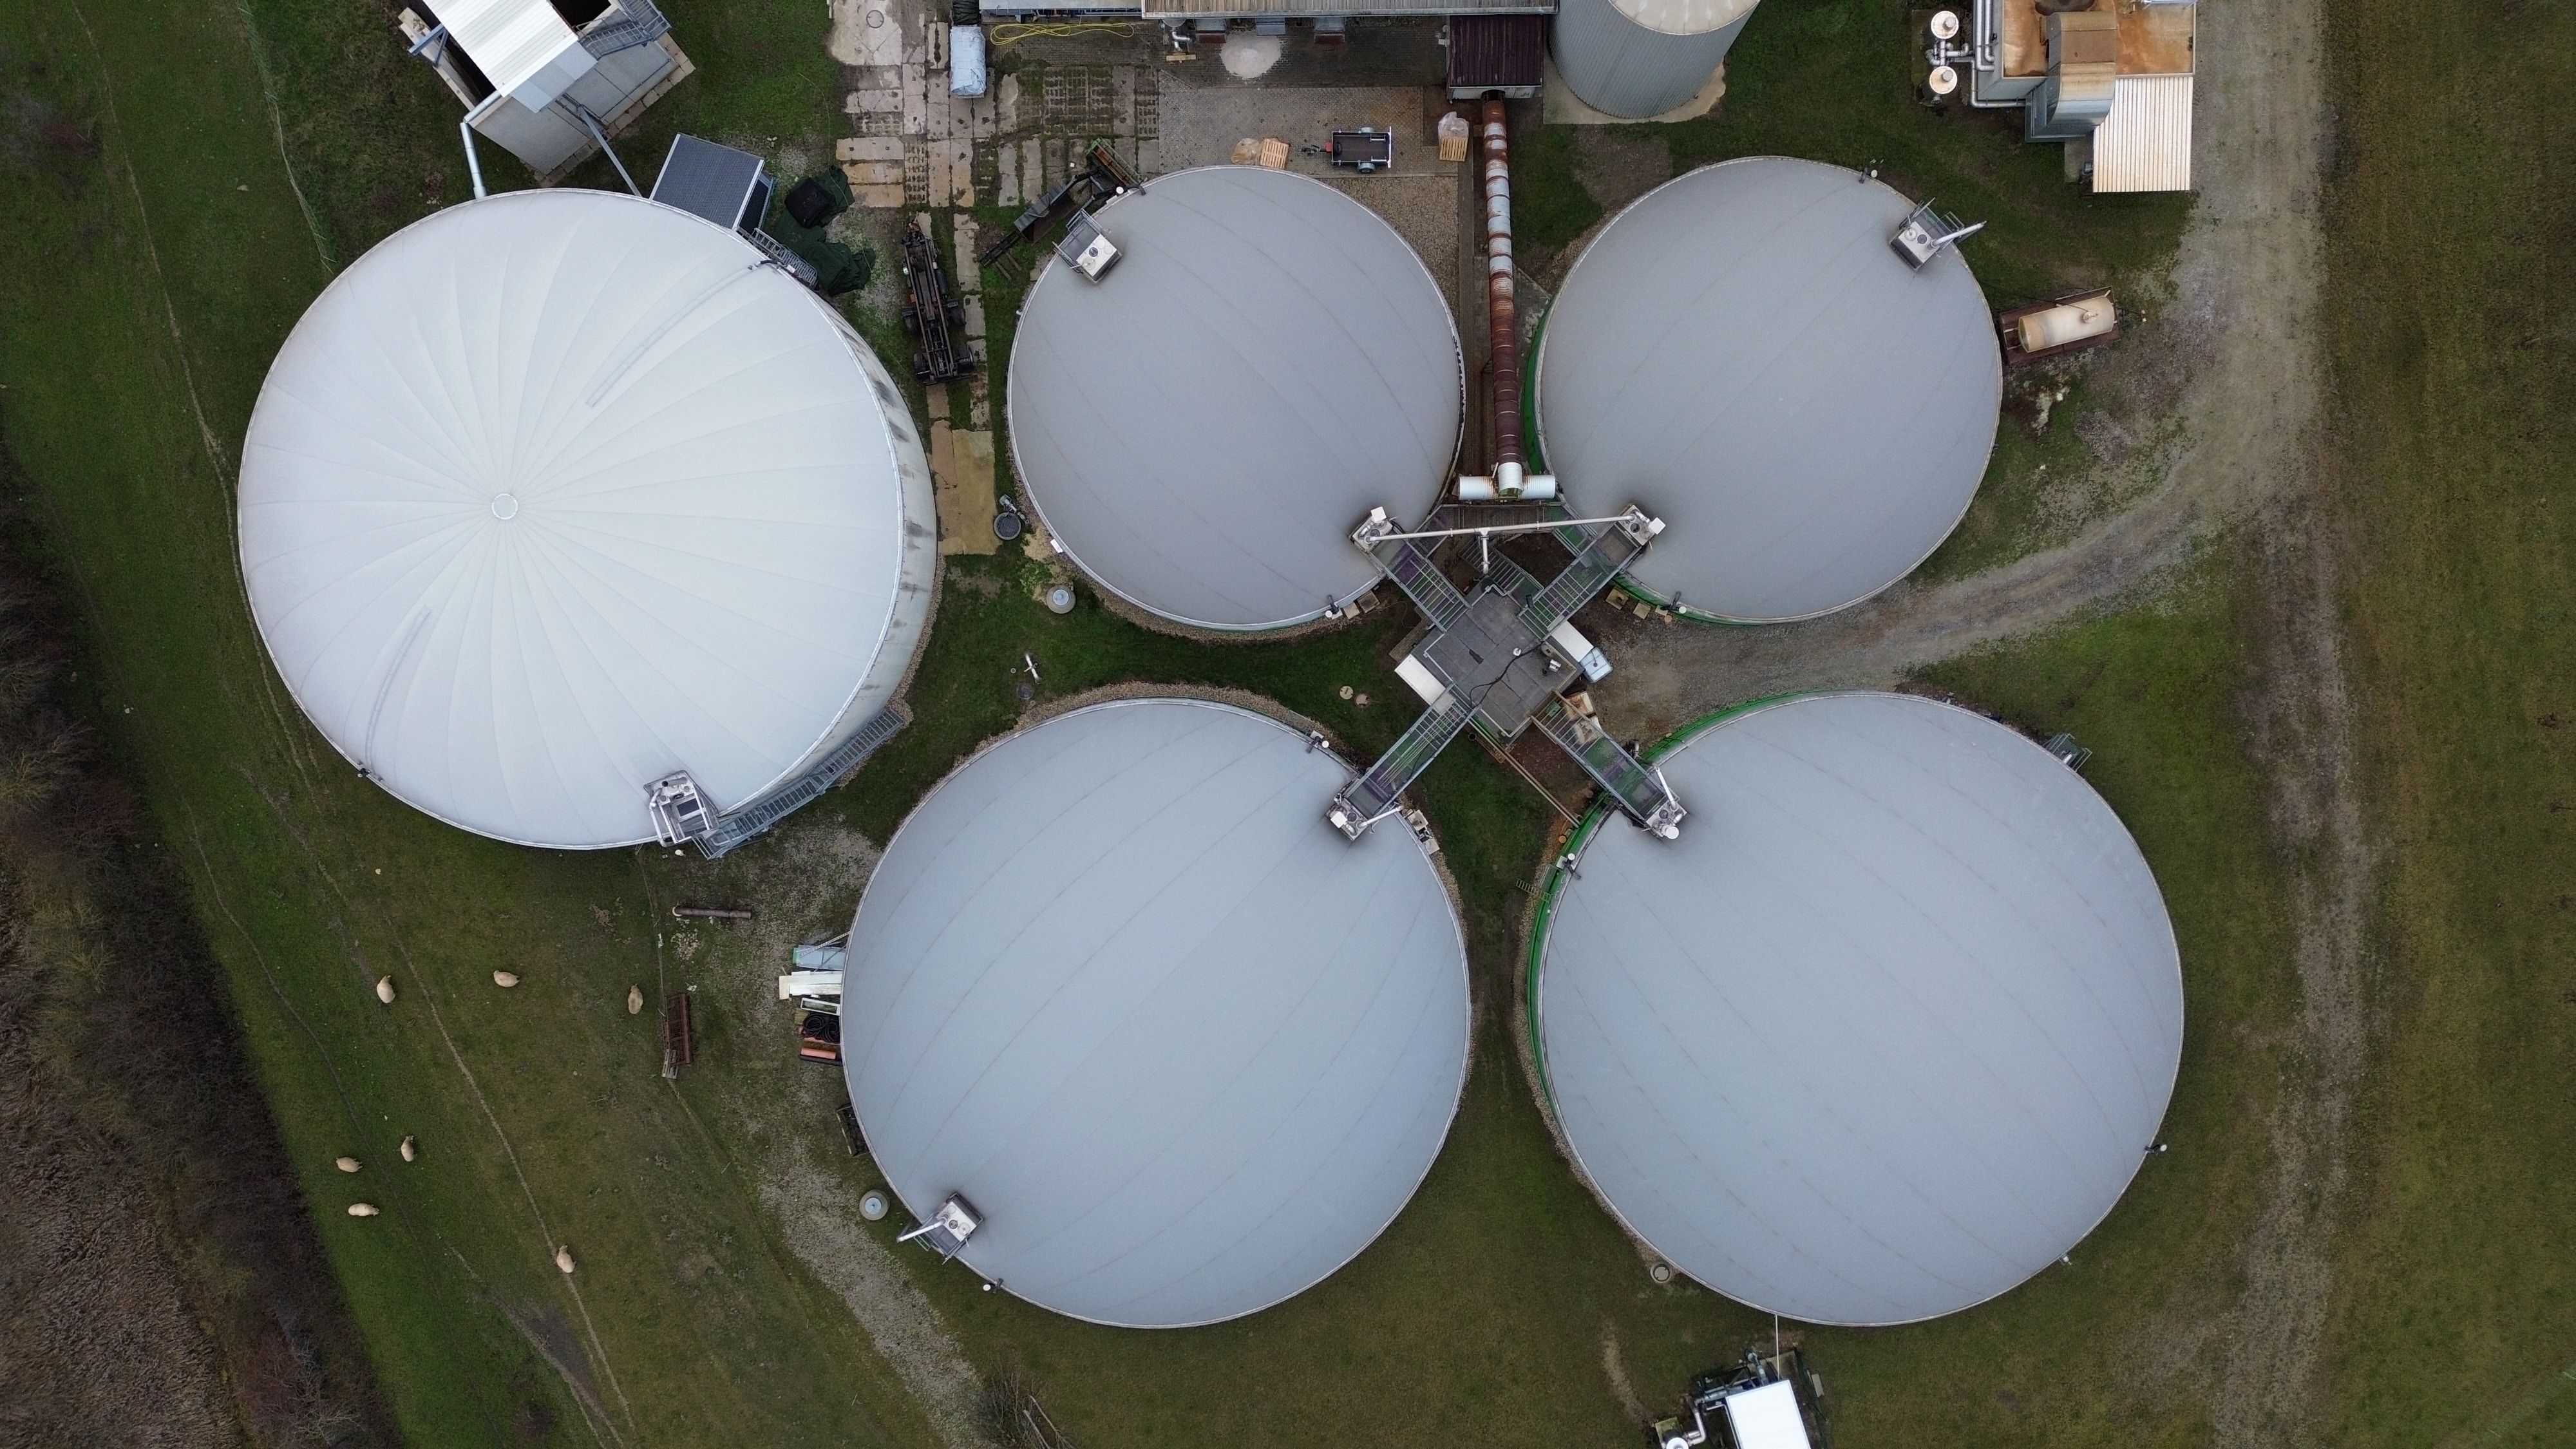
<box><xmin>240</xmin><ymin>189</ymin><xmax>936</xmax><ymax>849</ymax></box>
<box><xmin>1550</xmin><ymin>0</ymin><xmax>1761</xmax><ymax>120</ymax></box>
<box><xmin>1535</xmin><ymin>158</ymin><xmax>2003</xmax><ymax>623</ymax></box>
<box><xmin>842</xmin><ymin>698</ymin><xmax>1472</xmax><ymax>1327</ymax></box>
<box><xmin>1006</xmin><ymin>166</ymin><xmax>1462</xmax><ymax>634</ymax></box>
<box><xmin>1533</xmin><ymin>692</ymin><xmax>2183</xmax><ymax>1326</ymax></box>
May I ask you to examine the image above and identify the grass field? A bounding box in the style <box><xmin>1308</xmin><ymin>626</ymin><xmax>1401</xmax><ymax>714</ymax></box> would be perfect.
<box><xmin>3</xmin><ymin>0</ymin><xmax>2569</xmax><ymax>1445</ymax></box>
<box><xmin>2314</xmin><ymin>0</ymin><xmax>2576</xmax><ymax>1441</ymax></box>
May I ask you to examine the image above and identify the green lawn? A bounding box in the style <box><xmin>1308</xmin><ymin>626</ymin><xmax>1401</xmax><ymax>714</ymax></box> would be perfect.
<box><xmin>2316</xmin><ymin>0</ymin><xmax>2576</xmax><ymax>1441</ymax></box>
<box><xmin>10</xmin><ymin>0</ymin><xmax>2566</xmax><ymax>1445</ymax></box>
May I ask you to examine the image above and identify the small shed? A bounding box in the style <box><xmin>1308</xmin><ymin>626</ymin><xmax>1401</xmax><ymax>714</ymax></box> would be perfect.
<box><xmin>397</xmin><ymin>0</ymin><xmax>693</xmax><ymax>180</ymax></box>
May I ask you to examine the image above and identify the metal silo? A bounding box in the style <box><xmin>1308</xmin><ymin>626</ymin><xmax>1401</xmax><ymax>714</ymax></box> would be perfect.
<box><xmin>1007</xmin><ymin>167</ymin><xmax>1462</xmax><ymax>634</ymax></box>
<box><xmin>1532</xmin><ymin>692</ymin><xmax>2183</xmax><ymax>1325</ymax></box>
<box><xmin>1534</xmin><ymin>158</ymin><xmax>2003</xmax><ymax>623</ymax></box>
<box><xmin>1549</xmin><ymin>0</ymin><xmax>1760</xmax><ymax>120</ymax></box>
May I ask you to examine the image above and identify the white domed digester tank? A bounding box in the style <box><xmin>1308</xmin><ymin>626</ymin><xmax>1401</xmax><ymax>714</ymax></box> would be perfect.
<box><xmin>240</xmin><ymin>189</ymin><xmax>936</xmax><ymax>851</ymax></box>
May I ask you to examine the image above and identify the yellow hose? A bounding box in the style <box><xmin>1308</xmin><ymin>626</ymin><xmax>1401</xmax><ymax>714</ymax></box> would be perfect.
<box><xmin>987</xmin><ymin>21</ymin><xmax>1148</xmax><ymax>48</ymax></box>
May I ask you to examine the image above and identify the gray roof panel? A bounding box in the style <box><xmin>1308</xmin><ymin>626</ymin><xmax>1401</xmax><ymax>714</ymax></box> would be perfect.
<box><xmin>1007</xmin><ymin>168</ymin><xmax>1463</xmax><ymax>632</ymax></box>
<box><xmin>1536</xmin><ymin>692</ymin><xmax>2182</xmax><ymax>1325</ymax></box>
<box><xmin>1535</xmin><ymin>159</ymin><xmax>2003</xmax><ymax>622</ymax></box>
<box><xmin>843</xmin><ymin>699</ymin><xmax>1470</xmax><ymax>1327</ymax></box>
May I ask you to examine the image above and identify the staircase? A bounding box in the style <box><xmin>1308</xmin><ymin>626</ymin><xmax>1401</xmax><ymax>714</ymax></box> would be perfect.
<box><xmin>1374</xmin><ymin>540</ymin><xmax>1469</xmax><ymax>631</ymax></box>
<box><xmin>1529</xmin><ymin>699</ymin><xmax>1685</xmax><ymax>838</ymax></box>
<box><xmin>1330</xmin><ymin>695</ymin><xmax>1474</xmax><ymax>836</ymax></box>
<box><xmin>699</xmin><ymin>705</ymin><xmax>911</xmax><ymax>857</ymax></box>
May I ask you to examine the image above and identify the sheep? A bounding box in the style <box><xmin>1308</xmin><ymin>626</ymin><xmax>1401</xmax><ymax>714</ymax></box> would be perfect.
<box><xmin>493</xmin><ymin>971</ymin><xmax>520</xmax><ymax>988</ymax></box>
<box><xmin>627</xmin><ymin>985</ymin><xmax>644</xmax><ymax>1016</ymax></box>
<box><xmin>375</xmin><ymin>976</ymin><xmax>396</xmax><ymax>1004</ymax></box>
<box><xmin>555</xmin><ymin>1245</ymin><xmax>576</xmax><ymax>1275</ymax></box>
<box><xmin>399</xmin><ymin>1135</ymin><xmax>418</xmax><ymax>1162</ymax></box>
<box><xmin>334</xmin><ymin>1157</ymin><xmax>361</xmax><ymax>1173</ymax></box>
<box><xmin>347</xmin><ymin>1204</ymin><xmax>379</xmax><ymax>1218</ymax></box>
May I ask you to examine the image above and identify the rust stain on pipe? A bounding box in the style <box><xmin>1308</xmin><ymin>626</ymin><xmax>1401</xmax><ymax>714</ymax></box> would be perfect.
<box><xmin>1480</xmin><ymin>97</ymin><xmax>1522</xmax><ymax>471</ymax></box>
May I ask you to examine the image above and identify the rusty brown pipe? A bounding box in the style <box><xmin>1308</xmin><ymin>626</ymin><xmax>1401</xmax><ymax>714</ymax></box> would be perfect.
<box><xmin>1480</xmin><ymin>97</ymin><xmax>1523</xmax><ymax>478</ymax></box>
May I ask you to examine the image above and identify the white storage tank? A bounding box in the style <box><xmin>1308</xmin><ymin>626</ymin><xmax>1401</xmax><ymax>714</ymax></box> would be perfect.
<box><xmin>1550</xmin><ymin>0</ymin><xmax>1760</xmax><ymax>120</ymax></box>
<box><xmin>1532</xmin><ymin>692</ymin><xmax>2183</xmax><ymax>1325</ymax></box>
<box><xmin>1535</xmin><ymin>158</ymin><xmax>2003</xmax><ymax>623</ymax></box>
<box><xmin>1007</xmin><ymin>166</ymin><xmax>1462</xmax><ymax>634</ymax></box>
<box><xmin>843</xmin><ymin>698</ymin><xmax>1471</xmax><ymax>1327</ymax></box>
<box><xmin>240</xmin><ymin>189</ymin><xmax>936</xmax><ymax>851</ymax></box>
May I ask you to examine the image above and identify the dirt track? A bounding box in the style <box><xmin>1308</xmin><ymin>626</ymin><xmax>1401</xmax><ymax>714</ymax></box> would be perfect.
<box><xmin>1592</xmin><ymin>4</ymin><xmax>2368</xmax><ymax>1443</ymax></box>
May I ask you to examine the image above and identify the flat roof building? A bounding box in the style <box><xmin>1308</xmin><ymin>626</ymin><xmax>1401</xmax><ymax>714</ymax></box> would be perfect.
<box><xmin>1533</xmin><ymin>692</ymin><xmax>2183</xmax><ymax>1325</ymax></box>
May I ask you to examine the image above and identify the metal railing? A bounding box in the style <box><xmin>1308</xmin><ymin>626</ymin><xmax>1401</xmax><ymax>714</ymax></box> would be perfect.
<box><xmin>580</xmin><ymin>0</ymin><xmax>673</xmax><ymax>57</ymax></box>
<box><xmin>1375</xmin><ymin>540</ymin><xmax>1469</xmax><ymax>632</ymax></box>
<box><xmin>1517</xmin><ymin>523</ymin><xmax>1639</xmax><ymax>638</ymax></box>
<box><xmin>1330</xmin><ymin>696</ymin><xmax>1474</xmax><ymax>837</ymax></box>
<box><xmin>699</xmin><ymin>705</ymin><xmax>910</xmax><ymax>857</ymax></box>
<box><xmin>1530</xmin><ymin>700</ymin><xmax>1685</xmax><ymax>838</ymax></box>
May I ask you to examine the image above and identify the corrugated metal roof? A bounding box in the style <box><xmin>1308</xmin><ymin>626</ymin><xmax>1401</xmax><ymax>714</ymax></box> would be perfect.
<box><xmin>843</xmin><ymin>699</ymin><xmax>1471</xmax><ymax>1327</ymax></box>
<box><xmin>1447</xmin><ymin>15</ymin><xmax>1546</xmax><ymax>89</ymax></box>
<box><xmin>2092</xmin><ymin>74</ymin><xmax>2193</xmax><ymax>193</ymax></box>
<box><xmin>437</xmin><ymin>0</ymin><xmax>593</xmax><ymax>108</ymax></box>
<box><xmin>1536</xmin><ymin>692</ymin><xmax>2183</xmax><ymax>1325</ymax></box>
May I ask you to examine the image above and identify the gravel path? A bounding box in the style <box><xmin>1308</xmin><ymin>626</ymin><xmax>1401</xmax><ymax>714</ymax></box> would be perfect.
<box><xmin>1589</xmin><ymin>5</ymin><xmax>2365</xmax><ymax>1443</ymax></box>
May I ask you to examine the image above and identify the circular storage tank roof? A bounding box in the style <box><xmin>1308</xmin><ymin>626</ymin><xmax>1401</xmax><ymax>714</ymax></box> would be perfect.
<box><xmin>844</xmin><ymin>698</ymin><xmax>1470</xmax><ymax>1327</ymax></box>
<box><xmin>1007</xmin><ymin>167</ymin><xmax>1463</xmax><ymax>632</ymax></box>
<box><xmin>1535</xmin><ymin>692</ymin><xmax>2181</xmax><ymax>1326</ymax></box>
<box><xmin>240</xmin><ymin>190</ymin><xmax>927</xmax><ymax>849</ymax></box>
<box><xmin>1535</xmin><ymin>158</ymin><xmax>2002</xmax><ymax>623</ymax></box>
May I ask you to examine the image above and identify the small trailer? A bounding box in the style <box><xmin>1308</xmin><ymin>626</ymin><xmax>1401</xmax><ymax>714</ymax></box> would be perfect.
<box><xmin>1327</xmin><ymin>128</ymin><xmax>1395</xmax><ymax>173</ymax></box>
<box><xmin>1998</xmin><ymin>287</ymin><xmax>2118</xmax><ymax>365</ymax></box>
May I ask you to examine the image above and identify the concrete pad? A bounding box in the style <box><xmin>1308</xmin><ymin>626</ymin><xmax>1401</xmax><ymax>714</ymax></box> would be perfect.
<box><xmin>829</xmin><ymin>0</ymin><xmax>905</xmax><ymax>68</ymax></box>
<box><xmin>1151</xmin><ymin>84</ymin><xmax>1452</xmax><ymax>179</ymax></box>
<box><xmin>842</xmin><ymin>161</ymin><xmax>905</xmax><ymax>186</ymax></box>
<box><xmin>854</xmin><ymin>183</ymin><xmax>909</xmax><ymax>209</ymax></box>
<box><xmin>997</xmin><ymin>142</ymin><xmax>1021</xmax><ymax>206</ymax></box>
<box><xmin>952</xmin><ymin>217</ymin><xmax>981</xmax><ymax>292</ymax></box>
<box><xmin>838</xmin><ymin>137</ymin><xmax>905</xmax><ymax>162</ymax></box>
<box><xmin>1542</xmin><ymin>55</ymin><xmax>1726</xmax><ymax>125</ymax></box>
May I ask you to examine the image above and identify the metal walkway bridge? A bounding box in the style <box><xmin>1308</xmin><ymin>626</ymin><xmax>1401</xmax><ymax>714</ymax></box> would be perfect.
<box><xmin>1329</xmin><ymin>504</ymin><xmax>1685</xmax><ymax>841</ymax></box>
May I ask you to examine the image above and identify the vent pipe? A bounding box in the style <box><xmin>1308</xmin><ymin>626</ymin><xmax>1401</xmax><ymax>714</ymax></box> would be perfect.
<box><xmin>1458</xmin><ymin>97</ymin><xmax>1555</xmax><ymax>503</ymax></box>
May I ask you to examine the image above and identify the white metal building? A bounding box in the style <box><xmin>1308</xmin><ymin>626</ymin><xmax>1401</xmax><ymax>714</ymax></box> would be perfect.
<box><xmin>1007</xmin><ymin>166</ymin><xmax>1463</xmax><ymax>634</ymax></box>
<box><xmin>1533</xmin><ymin>692</ymin><xmax>2183</xmax><ymax>1325</ymax></box>
<box><xmin>239</xmin><ymin>189</ymin><xmax>936</xmax><ymax>851</ymax></box>
<box><xmin>1535</xmin><ymin>158</ymin><xmax>2002</xmax><ymax>623</ymax></box>
<box><xmin>399</xmin><ymin>0</ymin><xmax>692</xmax><ymax>180</ymax></box>
<box><xmin>842</xmin><ymin>699</ymin><xmax>1472</xmax><ymax>1327</ymax></box>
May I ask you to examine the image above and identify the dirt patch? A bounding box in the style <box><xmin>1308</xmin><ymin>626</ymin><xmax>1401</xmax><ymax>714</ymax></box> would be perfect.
<box><xmin>1600</xmin><ymin>1318</ymin><xmax>1651</xmax><ymax>1425</ymax></box>
<box><xmin>1572</xmin><ymin>128</ymin><xmax>1670</xmax><ymax>215</ymax></box>
<box><xmin>697</xmin><ymin>821</ymin><xmax>998</xmax><ymax>1449</ymax></box>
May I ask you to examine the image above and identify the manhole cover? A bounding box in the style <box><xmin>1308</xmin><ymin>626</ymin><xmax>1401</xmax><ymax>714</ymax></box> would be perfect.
<box><xmin>1045</xmin><ymin>585</ymin><xmax>1075</xmax><ymax>614</ymax></box>
<box><xmin>994</xmin><ymin>511</ymin><xmax>1024</xmax><ymax>542</ymax></box>
<box><xmin>860</xmin><ymin>1191</ymin><xmax>889</xmax><ymax>1222</ymax></box>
